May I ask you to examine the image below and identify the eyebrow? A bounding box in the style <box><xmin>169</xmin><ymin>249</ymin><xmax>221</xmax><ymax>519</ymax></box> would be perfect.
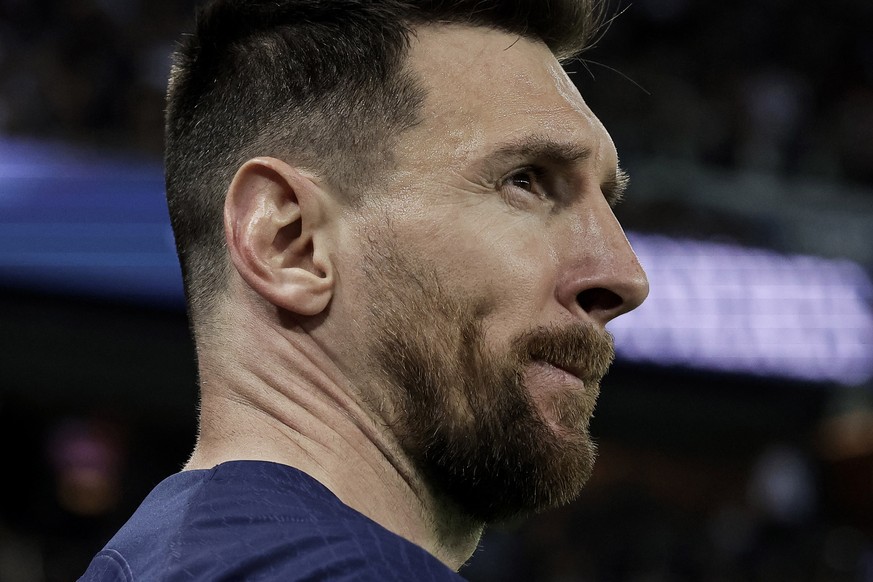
<box><xmin>483</xmin><ymin>136</ymin><xmax>592</xmax><ymax>172</ymax></box>
<box><xmin>479</xmin><ymin>135</ymin><xmax>629</xmax><ymax>207</ymax></box>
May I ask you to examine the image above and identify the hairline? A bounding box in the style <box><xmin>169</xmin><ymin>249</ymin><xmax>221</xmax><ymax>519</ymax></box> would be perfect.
<box><xmin>167</xmin><ymin>2</ymin><xmax>606</xmax><ymax>335</ymax></box>
<box><xmin>193</xmin><ymin>25</ymin><xmax>586</xmax><ymax>329</ymax></box>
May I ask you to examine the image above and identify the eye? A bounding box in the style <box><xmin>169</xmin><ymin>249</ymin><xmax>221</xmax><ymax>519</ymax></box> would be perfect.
<box><xmin>501</xmin><ymin>166</ymin><xmax>547</xmax><ymax>199</ymax></box>
<box><xmin>508</xmin><ymin>169</ymin><xmax>536</xmax><ymax>191</ymax></box>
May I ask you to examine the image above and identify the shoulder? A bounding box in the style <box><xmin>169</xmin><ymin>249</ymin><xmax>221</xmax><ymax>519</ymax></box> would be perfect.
<box><xmin>78</xmin><ymin>549</ymin><xmax>133</xmax><ymax>582</ymax></box>
<box><xmin>80</xmin><ymin>461</ymin><xmax>464</xmax><ymax>581</ymax></box>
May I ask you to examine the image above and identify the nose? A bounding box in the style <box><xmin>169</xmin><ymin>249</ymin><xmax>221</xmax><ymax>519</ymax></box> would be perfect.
<box><xmin>556</xmin><ymin>203</ymin><xmax>649</xmax><ymax>327</ymax></box>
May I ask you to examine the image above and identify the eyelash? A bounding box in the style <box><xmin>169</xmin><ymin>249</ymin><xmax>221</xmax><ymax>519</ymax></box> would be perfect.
<box><xmin>500</xmin><ymin>166</ymin><xmax>549</xmax><ymax>199</ymax></box>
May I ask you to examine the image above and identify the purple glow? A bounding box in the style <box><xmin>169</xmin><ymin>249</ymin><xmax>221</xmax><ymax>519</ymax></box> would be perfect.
<box><xmin>608</xmin><ymin>233</ymin><xmax>873</xmax><ymax>386</ymax></box>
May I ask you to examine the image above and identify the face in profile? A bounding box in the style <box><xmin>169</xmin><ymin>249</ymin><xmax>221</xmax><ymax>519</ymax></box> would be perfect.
<box><xmin>339</xmin><ymin>25</ymin><xmax>648</xmax><ymax>522</ymax></box>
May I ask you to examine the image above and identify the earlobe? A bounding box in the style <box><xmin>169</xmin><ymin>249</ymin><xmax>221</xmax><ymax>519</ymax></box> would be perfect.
<box><xmin>224</xmin><ymin>157</ymin><xmax>335</xmax><ymax>316</ymax></box>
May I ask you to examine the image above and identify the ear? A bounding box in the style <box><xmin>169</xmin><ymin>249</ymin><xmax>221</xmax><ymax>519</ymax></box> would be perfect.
<box><xmin>224</xmin><ymin>157</ymin><xmax>335</xmax><ymax>316</ymax></box>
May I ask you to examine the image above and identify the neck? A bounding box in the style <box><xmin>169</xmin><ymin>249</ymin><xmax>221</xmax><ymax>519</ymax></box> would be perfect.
<box><xmin>185</xmin><ymin>305</ymin><xmax>482</xmax><ymax>570</ymax></box>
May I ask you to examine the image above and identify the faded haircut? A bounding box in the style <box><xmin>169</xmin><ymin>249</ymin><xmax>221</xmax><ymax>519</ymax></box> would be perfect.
<box><xmin>165</xmin><ymin>0</ymin><xmax>605</xmax><ymax>329</ymax></box>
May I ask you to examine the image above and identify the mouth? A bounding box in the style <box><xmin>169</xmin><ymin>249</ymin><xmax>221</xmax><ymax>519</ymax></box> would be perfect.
<box><xmin>534</xmin><ymin>360</ymin><xmax>586</xmax><ymax>387</ymax></box>
<box><xmin>551</xmin><ymin>362</ymin><xmax>586</xmax><ymax>382</ymax></box>
<box><xmin>528</xmin><ymin>361</ymin><xmax>595</xmax><ymax>432</ymax></box>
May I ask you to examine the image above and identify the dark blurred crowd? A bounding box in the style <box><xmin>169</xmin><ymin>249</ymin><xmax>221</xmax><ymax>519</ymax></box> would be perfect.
<box><xmin>0</xmin><ymin>0</ymin><xmax>194</xmax><ymax>153</ymax></box>
<box><xmin>1</xmin><ymin>1</ymin><xmax>872</xmax><ymax>581</ymax></box>
<box><xmin>577</xmin><ymin>0</ymin><xmax>873</xmax><ymax>188</ymax></box>
<box><xmin>1</xmin><ymin>0</ymin><xmax>873</xmax><ymax>189</ymax></box>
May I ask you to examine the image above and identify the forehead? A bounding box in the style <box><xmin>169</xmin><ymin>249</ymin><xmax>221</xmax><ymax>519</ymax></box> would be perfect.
<box><xmin>398</xmin><ymin>25</ymin><xmax>615</xmax><ymax>171</ymax></box>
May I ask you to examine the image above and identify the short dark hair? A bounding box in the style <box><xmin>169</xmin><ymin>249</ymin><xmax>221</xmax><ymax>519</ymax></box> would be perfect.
<box><xmin>165</xmin><ymin>0</ymin><xmax>605</xmax><ymax>327</ymax></box>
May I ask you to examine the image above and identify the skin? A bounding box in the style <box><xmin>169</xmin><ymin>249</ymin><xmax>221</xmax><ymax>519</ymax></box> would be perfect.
<box><xmin>184</xmin><ymin>25</ymin><xmax>649</xmax><ymax>570</ymax></box>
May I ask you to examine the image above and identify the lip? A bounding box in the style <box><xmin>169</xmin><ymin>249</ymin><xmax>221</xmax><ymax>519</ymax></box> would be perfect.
<box><xmin>548</xmin><ymin>362</ymin><xmax>586</xmax><ymax>382</ymax></box>
<box><xmin>536</xmin><ymin>360</ymin><xmax>586</xmax><ymax>385</ymax></box>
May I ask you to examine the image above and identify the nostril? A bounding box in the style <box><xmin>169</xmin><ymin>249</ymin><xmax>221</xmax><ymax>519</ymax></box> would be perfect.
<box><xmin>577</xmin><ymin>287</ymin><xmax>623</xmax><ymax>314</ymax></box>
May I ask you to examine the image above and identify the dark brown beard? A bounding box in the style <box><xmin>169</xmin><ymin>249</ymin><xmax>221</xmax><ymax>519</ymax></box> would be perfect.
<box><xmin>362</xmin><ymin>239</ymin><xmax>615</xmax><ymax>523</ymax></box>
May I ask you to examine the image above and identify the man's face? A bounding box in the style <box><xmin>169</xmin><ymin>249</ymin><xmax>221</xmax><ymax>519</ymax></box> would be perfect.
<box><xmin>332</xmin><ymin>25</ymin><xmax>648</xmax><ymax>522</ymax></box>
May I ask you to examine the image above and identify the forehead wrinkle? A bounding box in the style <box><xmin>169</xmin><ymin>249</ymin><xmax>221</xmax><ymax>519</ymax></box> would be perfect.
<box><xmin>398</xmin><ymin>26</ymin><xmax>619</xmax><ymax>190</ymax></box>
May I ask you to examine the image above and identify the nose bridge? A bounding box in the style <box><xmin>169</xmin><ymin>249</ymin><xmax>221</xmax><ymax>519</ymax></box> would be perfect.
<box><xmin>558</xmin><ymin>199</ymin><xmax>649</xmax><ymax>325</ymax></box>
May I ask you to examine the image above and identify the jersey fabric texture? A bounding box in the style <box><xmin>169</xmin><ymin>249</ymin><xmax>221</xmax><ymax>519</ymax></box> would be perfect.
<box><xmin>79</xmin><ymin>460</ymin><xmax>466</xmax><ymax>581</ymax></box>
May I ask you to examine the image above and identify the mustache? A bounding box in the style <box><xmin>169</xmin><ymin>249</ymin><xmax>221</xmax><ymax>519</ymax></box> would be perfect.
<box><xmin>514</xmin><ymin>324</ymin><xmax>616</xmax><ymax>384</ymax></box>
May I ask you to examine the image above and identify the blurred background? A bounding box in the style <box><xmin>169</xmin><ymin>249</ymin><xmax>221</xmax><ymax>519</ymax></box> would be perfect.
<box><xmin>1</xmin><ymin>0</ymin><xmax>872</xmax><ymax>580</ymax></box>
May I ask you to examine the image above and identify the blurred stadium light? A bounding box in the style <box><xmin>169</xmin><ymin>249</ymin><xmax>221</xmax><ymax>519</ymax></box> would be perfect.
<box><xmin>2</xmin><ymin>138</ymin><xmax>872</xmax><ymax>385</ymax></box>
<box><xmin>0</xmin><ymin>138</ymin><xmax>182</xmax><ymax>306</ymax></box>
<box><xmin>610</xmin><ymin>233</ymin><xmax>873</xmax><ymax>386</ymax></box>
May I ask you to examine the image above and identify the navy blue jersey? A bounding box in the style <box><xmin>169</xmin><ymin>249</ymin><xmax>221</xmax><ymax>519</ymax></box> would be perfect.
<box><xmin>79</xmin><ymin>460</ymin><xmax>465</xmax><ymax>581</ymax></box>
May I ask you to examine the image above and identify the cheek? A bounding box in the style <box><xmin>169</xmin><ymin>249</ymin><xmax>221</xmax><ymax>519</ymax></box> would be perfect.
<box><xmin>442</xmin><ymin>215</ymin><xmax>561</xmax><ymax>328</ymax></box>
<box><xmin>359</xmin><ymin>195</ymin><xmax>562</xmax><ymax>329</ymax></box>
